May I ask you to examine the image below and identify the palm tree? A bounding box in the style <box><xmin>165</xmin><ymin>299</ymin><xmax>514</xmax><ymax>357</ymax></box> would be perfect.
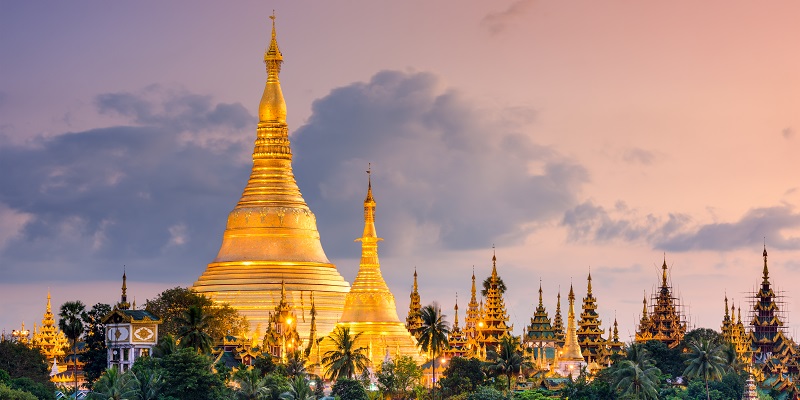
<box><xmin>233</xmin><ymin>368</ymin><xmax>270</xmax><ymax>400</ymax></box>
<box><xmin>417</xmin><ymin>304</ymin><xmax>449</xmax><ymax>400</ymax></box>
<box><xmin>152</xmin><ymin>334</ymin><xmax>177</xmax><ymax>358</ymax></box>
<box><xmin>321</xmin><ymin>326</ymin><xmax>370</xmax><ymax>381</ymax></box>
<box><xmin>612</xmin><ymin>343</ymin><xmax>661</xmax><ymax>400</ymax></box>
<box><xmin>175</xmin><ymin>305</ymin><xmax>213</xmax><ymax>353</ymax></box>
<box><xmin>59</xmin><ymin>300</ymin><xmax>86</xmax><ymax>392</ymax></box>
<box><xmin>481</xmin><ymin>276</ymin><xmax>507</xmax><ymax>296</ymax></box>
<box><xmin>487</xmin><ymin>336</ymin><xmax>529</xmax><ymax>393</ymax></box>
<box><xmin>133</xmin><ymin>368</ymin><xmax>163</xmax><ymax>400</ymax></box>
<box><xmin>279</xmin><ymin>376</ymin><xmax>315</xmax><ymax>400</ymax></box>
<box><xmin>284</xmin><ymin>350</ymin><xmax>307</xmax><ymax>379</ymax></box>
<box><xmin>91</xmin><ymin>368</ymin><xmax>138</xmax><ymax>400</ymax></box>
<box><xmin>683</xmin><ymin>337</ymin><xmax>728</xmax><ymax>400</ymax></box>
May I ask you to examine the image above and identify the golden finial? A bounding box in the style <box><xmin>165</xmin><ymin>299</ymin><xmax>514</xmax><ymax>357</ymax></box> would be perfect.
<box><xmin>587</xmin><ymin>267</ymin><xmax>592</xmax><ymax>294</ymax></box>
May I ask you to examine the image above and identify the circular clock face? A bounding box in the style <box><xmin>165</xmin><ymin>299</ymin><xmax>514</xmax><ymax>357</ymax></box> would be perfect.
<box><xmin>133</xmin><ymin>327</ymin><xmax>155</xmax><ymax>342</ymax></box>
<box><xmin>108</xmin><ymin>327</ymin><xmax>129</xmax><ymax>341</ymax></box>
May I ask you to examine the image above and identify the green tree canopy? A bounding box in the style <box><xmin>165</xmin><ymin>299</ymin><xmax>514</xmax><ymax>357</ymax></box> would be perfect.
<box><xmin>486</xmin><ymin>336</ymin><xmax>528</xmax><ymax>393</ymax></box>
<box><xmin>132</xmin><ymin>347</ymin><xmax>229</xmax><ymax>400</ymax></box>
<box><xmin>683</xmin><ymin>337</ymin><xmax>728</xmax><ymax>400</ymax></box>
<box><xmin>59</xmin><ymin>300</ymin><xmax>86</xmax><ymax>391</ymax></box>
<box><xmin>321</xmin><ymin>326</ymin><xmax>370</xmax><ymax>381</ymax></box>
<box><xmin>0</xmin><ymin>343</ymin><xmax>55</xmax><ymax>395</ymax></box>
<box><xmin>175</xmin><ymin>305</ymin><xmax>213</xmax><ymax>354</ymax></box>
<box><xmin>144</xmin><ymin>287</ymin><xmax>248</xmax><ymax>341</ymax></box>
<box><xmin>331</xmin><ymin>378</ymin><xmax>368</xmax><ymax>400</ymax></box>
<box><xmin>376</xmin><ymin>356</ymin><xmax>422</xmax><ymax>399</ymax></box>
<box><xmin>82</xmin><ymin>302</ymin><xmax>112</xmax><ymax>386</ymax></box>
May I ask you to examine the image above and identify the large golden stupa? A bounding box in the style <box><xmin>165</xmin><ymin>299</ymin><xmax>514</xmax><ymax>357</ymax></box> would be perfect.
<box><xmin>319</xmin><ymin>172</ymin><xmax>423</xmax><ymax>369</ymax></box>
<box><xmin>193</xmin><ymin>17</ymin><xmax>350</xmax><ymax>339</ymax></box>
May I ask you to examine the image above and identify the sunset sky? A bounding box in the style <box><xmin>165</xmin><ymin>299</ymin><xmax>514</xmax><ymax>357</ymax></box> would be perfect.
<box><xmin>1</xmin><ymin>1</ymin><xmax>799</xmax><ymax>341</ymax></box>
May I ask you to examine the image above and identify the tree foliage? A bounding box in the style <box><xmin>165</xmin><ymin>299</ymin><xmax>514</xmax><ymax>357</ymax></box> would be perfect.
<box><xmin>90</xmin><ymin>368</ymin><xmax>138</xmax><ymax>400</ymax></box>
<box><xmin>0</xmin><ymin>343</ymin><xmax>55</xmax><ymax>397</ymax></box>
<box><xmin>144</xmin><ymin>287</ymin><xmax>248</xmax><ymax>341</ymax></box>
<box><xmin>486</xmin><ymin>336</ymin><xmax>528</xmax><ymax>393</ymax></box>
<box><xmin>376</xmin><ymin>356</ymin><xmax>422</xmax><ymax>399</ymax></box>
<box><xmin>59</xmin><ymin>300</ymin><xmax>86</xmax><ymax>390</ymax></box>
<box><xmin>321</xmin><ymin>326</ymin><xmax>370</xmax><ymax>381</ymax></box>
<box><xmin>232</xmin><ymin>368</ymin><xmax>270</xmax><ymax>400</ymax></box>
<box><xmin>683</xmin><ymin>337</ymin><xmax>728</xmax><ymax>400</ymax></box>
<box><xmin>132</xmin><ymin>347</ymin><xmax>229</xmax><ymax>400</ymax></box>
<box><xmin>440</xmin><ymin>357</ymin><xmax>485</xmax><ymax>397</ymax></box>
<box><xmin>82</xmin><ymin>302</ymin><xmax>112</xmax><ymax>386</ymax></box>
<box><xmin>417</xmin><ymin>303</ymin><xmax>449</xmax><ymax>399</ymax></box>
<box><xmin>331</xmin><ymin>378</ymin><xmax>368</xmax><ymax>400</ymax></box>
<box><xmin>175</xmin><ymin>305</ymin><xmax>213</xmax><ymax>353</ymax></box>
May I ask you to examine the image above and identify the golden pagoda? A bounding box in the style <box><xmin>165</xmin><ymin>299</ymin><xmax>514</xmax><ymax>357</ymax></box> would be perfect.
<box><xmin>555</xmin><ymin>284</ymin><xmax>586</xmax><ymax>379</ymax></box>
<box><xmin>320</xmin><ymin>172</ymin><xmax>423</xmax><ymax>370</ymax></box>
<box><xmin>635</xmin><ymin>258</ymin><xmax>686</xmax><ymax>348</ymax></box>
<box><xmin>577</xmin><ymin>272</ymin><xmax>606</xmax><ymax>364</ymax></box>
<box><xmin>31</xmin><ymin>291</ymin><xmax>69</xmax><ymax>364</ymax></box>
<box><xmin>462</xmin><ymin>269</ymin><xmax>483</xmax><ymax>359</ymax></box>
<box><xmin>405</xmin><ymin>268</ymin><xmax>423</xmax><ymax>339</ymax></box>
<box><xmin>476</xmin><ymin>253</ymin><xmax>512</xmax><ymax>355</ymax></box>
<box><xmin>722</xmin><ymin>298</ymin><xmax>751</xmax><ymax>366</ymax></box>
<box><xmin>193</xmin><ymin>16</ymin><xmax>350</xmax><ymax>339</ymax></box>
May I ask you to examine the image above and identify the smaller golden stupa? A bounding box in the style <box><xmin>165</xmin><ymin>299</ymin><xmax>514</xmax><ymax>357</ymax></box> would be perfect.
<box><xmin>555</xmin><ymin>284</ymin><xmax>585</xmax><ymax>378</ymax></box>
<box><xmin>320</xmin><ymin>170</ymin><xmax>423</xmax><ymax>370</ymax></box>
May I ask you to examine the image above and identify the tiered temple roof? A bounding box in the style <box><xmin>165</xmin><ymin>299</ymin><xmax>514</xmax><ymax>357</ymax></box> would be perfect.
<box><xmin>476</xmin><ymin>253</ymin><xmax>513</xmax><ymax>355</ymax></box>
<box><xmin>577</xmin><ymin>272</ymin><xmax>605</xmax><ymax>364</ymax></box>
<box><xmin>524</xmin><ymin>282</ymin><xmax>556</xmax><ymax>370</ymax></box>
<box><xmin>552</xmin><ymin>290</ymin><xmax>565</xmax><ymax>348</ymax></box>
<box><xmin>262</xmin><ymin>281</ymin><xmax>301</xmax><ymax>362</ymax></box>
<box><xmin>445</xmin><ymin>296</ymin><xmax>468</xmax><ymax>359</ymax></box>
<box><xmin>721</xmin><ymin>296</ymin><xmax>750</xmax><ymax>366</ymax></box>
<box><xmin>635</xmin><ymin>258</ymin><xmax>687</xmax><ymax>348</ymax></box>
<box><xmin>406</xmin><ymin>269</ymin><xmax>423</xmax><ymax>339</ymax></box>
<box><xmin>462</xmin><ymin>270</ymin><xmax>483</xmax><ymax>359</ymax></box>
<box><xmin>31</xmin><ymin>292</ymin><xmax>68</xmax><ymax>364</ymax></box>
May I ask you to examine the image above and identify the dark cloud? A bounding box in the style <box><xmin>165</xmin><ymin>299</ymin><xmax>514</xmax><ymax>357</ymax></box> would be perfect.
<box><xmin>656</xmin><ymin>206</ymin><xmax>800</xmax><ymax>252</ymax></box>
<box><xmin>622</xmin><ymin>148</ymin><xmax>656</xmax><ymax>165</ymax></box>
<box><xmin>0</xmin><ymin>88</ymin><xmax>254</xmax><ymax>283</ymax></box>
<box><xmin>562</xmin><ymin>201</ymin><xmax>800</xmax><ymax>252</ymax></box>
<box><xmin>562</xmin><ymin>200</ymin><xmax>690</xmax><ymax>244</ymax></box>
<box><xmin>293</xmin><ymin>70</ymin><xmax>587</xmax><ymax>257</ymax></box>
<box><xmin>481</xmin><ymin>0</ymin><xmax>535</xmax><ymax>35</ymax></box>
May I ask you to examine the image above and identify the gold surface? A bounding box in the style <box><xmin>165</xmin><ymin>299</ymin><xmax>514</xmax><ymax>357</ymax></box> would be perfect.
<box><xmin>560</xmin><ymin>285</ymin><xmax>584</xmax><ymax>362</ymax></box>
<box><xmin>193</xmin><ymin>16</ymin><xmax>349</xmax><ymax>339</ymax></box>
<box><xmin>320</xmin><ymin>175</ymin><xmax>423</xmax><ymax>368</ymax></box>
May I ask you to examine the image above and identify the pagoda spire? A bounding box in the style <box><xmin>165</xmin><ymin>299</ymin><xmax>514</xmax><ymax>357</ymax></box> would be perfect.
<box><xmin>762</xmin><ymin>245</ymin><xmax>769</xmax><ymax>284</ymax></box>
<box><xmin>552</xmin><ymin>289</ymin><xmax>565</xmax><ymax>347</ymax></box>
<box><xmin>406</xmin><ymin>267</ymin><xmax>423</xmax><ymax>338</ymax></box>
<box><xmin>323</xmin><ymin>172</ymin><xmax>423</xmax><ymax>367</ymax></box>
<box><xmin>453</xmin><ymin>293</ymin><xmax>460</xmax><ymax>330</ymax></box>
<box><xmin>577</xmin><ymin>270</ymin><xmax>604</xmax><ymax>363</ymax></box>
<box><xmin>119</xmin><ymin>270</ymin><xmax>130</xmax><ymax>310</ymax></box>
<box><xmin>561</xmin><ymin>284</ymin><xmax>584</xmax><ymax>361</ymax></box>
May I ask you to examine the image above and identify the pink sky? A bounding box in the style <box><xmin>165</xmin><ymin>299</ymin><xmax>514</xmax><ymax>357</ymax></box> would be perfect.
<box><xmin>1</xmin><ymin>1</ymin><xmax>799</xmax><ymax>341</ymax></box>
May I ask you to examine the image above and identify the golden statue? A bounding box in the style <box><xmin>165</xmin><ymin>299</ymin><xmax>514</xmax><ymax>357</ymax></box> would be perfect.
<box><xmin>193</xmin><ymin>16</ymin><xmax>350</xmax><ymax>339</ymax></box>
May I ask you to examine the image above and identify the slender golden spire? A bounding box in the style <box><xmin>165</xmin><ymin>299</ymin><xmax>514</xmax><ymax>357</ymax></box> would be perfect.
<box><xmin>453</xmin><ymin>293</ymin><xmax>460</xmax><ymax>329</ymax></box>
<box><xmin>471</xmin><ymin>267</ymin><xmax>477</xmax><ymax>300</ymax></box>
<box><xmin>661</xmin><ymin>257</ymin><xmax>668</xmax><ymax>287</ymax></box>
<box><xmin>587</xmin><ymin>269</ymin><xmax>593</xmax><ymax>295</ymax></box>
<box><xmin>642</xmin><ymin>293</ymin><xmax>648</xmax><ymax>317</ymax></box>
<box><xmin>538</xmin><ymin>280</ymin><xmax>544</xmax><ymax>307</ymax></box>
<box><xmin>561</xmin><ymin>284</ymin><xmax>584</xmax><ymax>361</ymax></box>
<box><xmin>724</xmin><ymin>295</ymin><xmax>729</xmax><ymax>318</ymax></box>
<box><xmin>259</xmin><ymin>12</ymin><xmax>286</xmax><ymax>123</ymax></box>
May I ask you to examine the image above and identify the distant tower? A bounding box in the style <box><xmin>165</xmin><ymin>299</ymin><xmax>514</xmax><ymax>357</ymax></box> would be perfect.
<box><xmin>577</xmin><ymin>271</ymin><xmax>605</xmax><ymax>364</ymax></box>
<box><xmin>552</xmin><ymin>290</ymin><xmax>565</xmax><ymax>348</ymax></box>
<box><xmin>635</xmin><ymin>257</ymin><xmax>687</xmax><ymax>348</ymax></box>
<box><xmin>31</xmin><ymin>292</ymin><xmax>69</xmax><ymax>365</ymax></box>
<box><xmin>463</xmin><ymin>269</ymin><xmax>483</xmax><ymax>358</ymax></box>
<box><xmin>406</xmin><ymin>268</ymin><xmax>423</xmax><ymax>339</ymax></box>
<box><xmin>193</xmin><ymin>15</ymin><xmax>350</xmax><ymax>339</ymax></box>
<box><xmin>556</xmin><ymin>284</ymin><xmax>586</xmax><ymax>378</ymax></box>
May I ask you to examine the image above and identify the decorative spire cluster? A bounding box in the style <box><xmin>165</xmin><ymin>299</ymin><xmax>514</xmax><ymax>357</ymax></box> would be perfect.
<box><xmin>406</xmin><ymin>268</ymin><xmax>423</xmax><ymax>338</ymax></box>
<box><xmin>475</xmin><ymin>252</ymin><xmax>512</xmax><ymax>353</ymax></box>
<box><xmin>524</xmin><ymin>281</ymin><xmax>557</xmax><ymax>369</ymax></box>
<box><xmin>30</xmin><ymin>291</ymin><xmax>69</xmax><ymax>364</ymax></box>
<box><xmin>635</xmin><ymin>257</ymin><xmax>686</xmax><ymax>348</ymax></box>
